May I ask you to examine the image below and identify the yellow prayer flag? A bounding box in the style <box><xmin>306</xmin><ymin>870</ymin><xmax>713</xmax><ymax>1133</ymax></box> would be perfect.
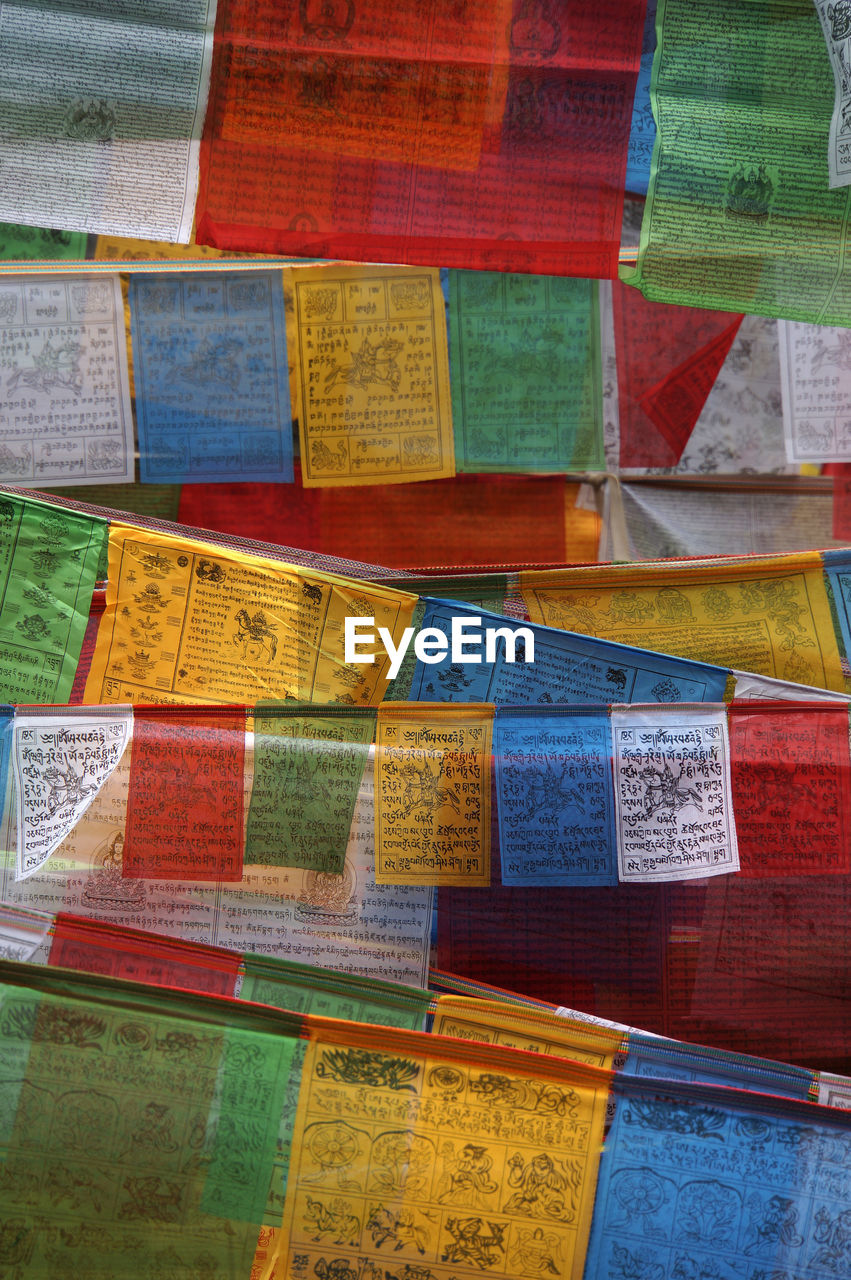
<box><xmin>84</xmin><ymin>523</ymin><xmax>417</xmax><ymax>705</ymax></box>
<box><xmin>431</xmin><ymin>995</ymin><xmax>622</xmax><ymax>1070</ymax></box>
<box><xmin>265</xmin><ymin>1018</ymin><xmax>610</xmax><ymax>1280</ymax></box>
<box><xmin>375</xmin><ymin>704</ymin><xmax>493</xmax><ymax>886</ymax></box>
<box><xmin>286</xmin><ymin>263</ymin><xmax>455</xmax><ymax>487</ymax></box>
<box><xmin>521</xmin><ymin>553</ymin><xmax>846</xmax><ymax>691</ymax></box>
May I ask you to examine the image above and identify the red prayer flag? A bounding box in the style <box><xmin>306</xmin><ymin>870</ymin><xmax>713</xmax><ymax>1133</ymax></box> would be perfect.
<box><xmin>614</xmin><ymin>280</ymin><xmax>743</xmax><ymax>467</ymax></box>
<box><xmin>49</xmin><ymin>913</ymin><xmax>240</xmax><ymax>996</ymax></box>
<box><xmin>124</xmin><ymin>708</ymin><xmax>246</xmax><ymax>881</ymax></box>
<box><xmin>197</xmin><ymin>0</ymin><xmax>647</xmax><ymax>275</ymax></box>
<box><xmin>317</xmin><ymin>473</ymin><xmax>568</xmax><ymax>568</ymax></box>
<box><xmin>693</xmin><ymin>873</ymin><xmax>851</xmax><ymax>1065</ymax></box>
<box><xmin>827</xmin><ymin>464</ymin><xmax>851</xmax><ymax>539</ymax></box>
<box><xmin>729</xmin><ymin>701</ymin><xmax>851</xmax><ymax>878</ymax></box>
<box><xmin>177</xmin><ymin>469</ymin><xmax>321</xmax><ymax>549</ymax></box>
<box><xmin>438</xmin><ymin>779</ymin><xmax>851</xmax><ymax>1063</ymax></box>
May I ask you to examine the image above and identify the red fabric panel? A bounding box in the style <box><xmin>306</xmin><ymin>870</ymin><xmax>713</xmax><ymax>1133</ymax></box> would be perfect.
<box><xmin>197</xmin><ymin>0</ymin><xmax>646</xmax><ymax>275</ymax></box>
<box><xmin>438</xmin><ymin>777</ymin><xmax>851</xmax><ymax>1068</ymax></box>
<box><xmin>49</xmin><ymin>913</ymin><xmax>240</xmax><ymax>996</ymax></box>
<box><xmin>68</xmin><ymin>602</ymin><xmax>103</xmax><ymax>704</ymax></box>
<box><xmin>729</xmin><ymin>701</ymin><xmax>851</xmax><ymax>878</ymax></box>
<box><xmin>439</xmin><ymin>786</ymin><xmax>662</xmax><ymax>1020</ymax></box>
<box><xmin>317</xmin><ymin>473</ymin><xmax>567</xmax><ymax>568</ymax></box>
<box><xmin>124</xmin><ymin>708</ymin><xmax>246</xmax><ymax>881</ymax></box>
<box><xmin>638</xmin><ymin>318</ymin><xmax>743</xmax><ymax>456</ymax></box>
<box><xmin>177</xmin><ymin>466</ymin><xmax>321</xmax><ymax>548</ymax></box>
<box><xmin>614</xmin><ymin>280</ymin><xmax>744</xmax><ymax>467</ymax></box>
<box><xmin>829</xmin><ymin>464</ymin><xmax>851</xmax><ymax>539</ymax></box>
<box><xmin>438</xmin><ymin>875</ymin><xmax>664</xmax><ymax>1024</ymax></box>
<box><xmin>438</xmin><ymin>876</ymin><xmax>851</xmax><ymax>1068</ymax></box>
<box><xmin>691</xmin><ymin>873</ymin><xmax>851</xmax><ymax>1068</ymax></box>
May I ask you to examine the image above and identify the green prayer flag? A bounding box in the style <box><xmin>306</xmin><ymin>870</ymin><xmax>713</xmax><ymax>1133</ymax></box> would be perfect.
<box><xmin>628</xmin><ymin>0</ymin><xmax>851</xmax><ymax>326</ymax></box>
<box><xmin>0</xmin><ymin>223</ymin><xmax>88</xmax><ymax>261</ymax></box>
<box><xmin>202</xmin><ymin>1024</ymin><xmax>300</xmax><ymax>1225</ymax></box>
<box><xmin>245</xmin><ymin>705</ymin><xmax>375</xmax><ymax>873</ymax></box>
<box><xmin>45</xmin><ymin>484</ymin><xmax>182</xmax><ymax>580</ymax></box>
<box><xmin>0</xmin><ymin>961</ymin><xmax>305</xmax><ymax>1276</ymax></box>
<box><xmin>239</xmin><ymin>954</ymin><xmax>430</xmax><ymax>1030</ymax></box>
<box><xmin>449</xmin><ymin>271</ymin><xmax>603</xmax><ymax>471</ymax></box>
<box><xmin>0</xmin><ymin>494</ymin><xmax>105</xmax><ymax>701</ymax></box>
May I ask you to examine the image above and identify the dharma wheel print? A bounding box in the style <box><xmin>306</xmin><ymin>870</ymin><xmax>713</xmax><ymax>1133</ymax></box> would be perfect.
<box><xmin>308</xmin><ymin>1121</ymin><xmax>362</xmax><ymax>1170</ymax></box>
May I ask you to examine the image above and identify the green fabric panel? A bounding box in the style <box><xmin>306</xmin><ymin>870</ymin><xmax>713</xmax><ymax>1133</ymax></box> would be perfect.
<box><xmin>260</xmin><ymin>1037</ymin><xmax>306</xmax><ymax>1225</ymax></box>
<box><xmin>450</xmin><ymin>270</ymin><xmax>603</xmax><ymax>471</ymax></box>
<box><xmin>628</xmin><ymin>0</ymin><xmax>851</xmax><ymax>325</ymax></box>
<box><xmin>0</xmin><ymin>971</ymin><xmax>302</xmax><ymax>1275</ymax></box>
<box><xmin>202</xmin><ymin>1023</ymin><xmax>300</xmax><ymax>1225</ymax></box>
<box><xmin>240</xmin><ymin>955</ymin><xmax>430</xmax><ymax>1031</ymax></box>
<box><xmin>0</xmin><ymin>493</ymin><xmax>106</xmax><ymax>701</ymax></box>
<box><xmin>0</xmin><ymin>224</ymin><xmax>88</xmax><ymax>261</ymax></box>
<box><xmin>245</xmin><ymin>705</ymin><xmax>375</xmax><ymax>872</ymax></box>
<box><xmin>45</xmin><ymin>484</ymin><xmax>182</xmax><ymax>579</ymax></box>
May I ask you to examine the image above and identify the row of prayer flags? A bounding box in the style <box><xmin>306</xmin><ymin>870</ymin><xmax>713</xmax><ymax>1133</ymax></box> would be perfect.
<box><xmin>10</xmin><ymin>489</ymin><xmax>851</xmax><ymax>714</ymax></box>
<box><xmin>0</xmin><ymin>263</ymin><xmax>608</xmax><ymax>489</ymax></box>
<box><xmin>1</xmin><ymin>727</ymin><xmax>435</xmax><ymax>986</ymax></box>
<box><xmin>17</xmin><ymin>258</ymin><xmax>851</xmax><ymax>500</ymax></box>
<box><xmin>5</xmin><ymin>1</ymin><xmax>851</xmax><ymax>332</ymax></box>
<box><xmin>2</xmin><ymin>953</ymin><xmax>850</xmax><ymax>1278</ymax></box>
<box><xmin>8</xmin><ymin>899</ymin><xmax>835</xmax><ymax>1107</ymax></box>
<box><xmin>11</xmin><ymin>748</ymin><xmax>851</xmax><ymax>1073</ymax></box>
<box><xmin>4</xmin><ymin>697</ymin><xmax>851</xmax><ymax>889</ymax></box>
<box><xmin>17</xmin><ymin>259</ymin><xmax>851</xmax><ymax>510</ymax></box>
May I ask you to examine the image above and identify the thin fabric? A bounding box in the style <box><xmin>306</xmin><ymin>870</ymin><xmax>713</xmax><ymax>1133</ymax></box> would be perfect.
<box><xmin>288</xmin><ymin>264</ymin><xmax>455</xmax><ymax>488</ymax></box>
<box><xmin>629</xmin><ymin>0</ymin><xmax>851</xmax><ymax>325</ymax></box>
<box><xmin>13</xmin><ymin>707</ymin><xmax>132</xmax><ymax>881</ymax></box>
<box><xmin>19</xmin><ymin>901</ymin><xmax>822</xmax><ymax>1105</ymax></box>
<box><xmin>175</xmin><ymin>472</ymin><xmax>579</xmax><ymax>569</ymax></box>
<box><xmin>0</xmin><ymin>964</ymin><xmax>301</xmax><ymax>1277</ymax></box>
<box><xmin>449</xmin><ymin>271</ymin><xmax>603</xmax><ymax>472</ymax></box>
<box><xmin>624</xmin><ymin>0</ymin><xmax>657</xmax><ymax>195</ymax></box>
<box><xmin>196</xmin><ymin>0</ymin><xmax>647</xmax><ymax>275</ymax></box>
<box><xmin>0</xmin><ymin>740</ymin><xmax>435</xmax><ymax>988</ymax></box>
<box><xmin>409</xmin><ymin>597</ymin><xmax>730</xmax><ymax>704</ymax></box>
<box><xmin>438</xmin><ymin>831</ymin><xmax>851</xmax><ymax>1064</ymax></box>
<box><xmin>129</xmin><ymin>271</ymin><xmax>293</xmax><ymax>485</ymax></box>
<box><xmin>521</xmin><ymin>552</ymin><xmax>847</xmax><ymax>692</ymax></box>
<box><xmin>613</xmin><ymin>278</ymin><xmax>743</xmax><ymax>468</ymax></box>
<box><xmin>0</xmin><ymin>274</ymin><xmax>134</xmax><ymax>488</ymax></box>
<box><xmin>245</xmin><ymin>705</ymin><xmax>374</xmax><ymax>873</ymax></box>
<box><xmin>83</xmin><ymin>523</ymin><xmax>417</xmax><ymax>705</ymax></box>
<box><xmin>586</xmin><ymin>1078</ymin><xmax>851</xmax><ymax>1280</ymax></box>
<box><xmin>5</xmin><ymin>696</ymin><xmax>851</xmax><ymax>891</ymax></box>
<box><xmin>267</xmin><ymin>1020</ymin><xmax>610</xmax><ymax>1280</ymax></box>
<box><xmin>7</xmin><ymin>959</ymin><xmax>851</xmax><ymax>1280</ymax></box>
<box><xmin>0</xmin><ymin>494</ymin><xmax>106</xmax><ymax>704</ymax></box>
